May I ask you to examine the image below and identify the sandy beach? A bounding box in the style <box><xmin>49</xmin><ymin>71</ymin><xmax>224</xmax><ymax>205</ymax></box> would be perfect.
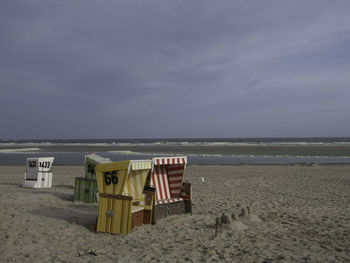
<box><xmin>1</xmin><ymin>164</ymin><xmax>349</xmax><ymax>262</ymax></box>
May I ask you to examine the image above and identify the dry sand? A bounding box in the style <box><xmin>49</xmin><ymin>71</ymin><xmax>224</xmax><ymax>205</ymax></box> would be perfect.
<box><xmin>1</xmin><ymin>164</ymin><xmax>350</xmax><ymax>262</ymax></box>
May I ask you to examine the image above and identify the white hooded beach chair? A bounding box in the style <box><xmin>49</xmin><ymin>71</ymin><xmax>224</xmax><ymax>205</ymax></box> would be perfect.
<box><xmin>23</xmin><ymin>157</ymin><xmax>54</xmax><ymax>188</ymax></box>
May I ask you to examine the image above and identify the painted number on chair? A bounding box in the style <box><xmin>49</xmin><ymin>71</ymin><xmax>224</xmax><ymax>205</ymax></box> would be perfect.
<box><xmin>104</xmin><ymin>171</ymin><xmax>118</xmax><ymax>185</ymax></box>
<box><xmin>39</xmin><ymin>162</ymin><xmax>51</xmax><ymax>168</ymax></box>
<box><xmin>87</xmin><ymin>164</ymin><xmax>95</xmax><ymax>175</ymax></box>
<box><xmin>28</xmin><ymin>161</ymin><xmax>37</xmax><ymax>168</ymax></box>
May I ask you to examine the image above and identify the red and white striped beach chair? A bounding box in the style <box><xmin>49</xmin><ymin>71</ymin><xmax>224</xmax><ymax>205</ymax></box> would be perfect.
<box><xmin>150</xmin><ymin>157</ymin><xmax>192</xmax><ymax>223</ymax></box>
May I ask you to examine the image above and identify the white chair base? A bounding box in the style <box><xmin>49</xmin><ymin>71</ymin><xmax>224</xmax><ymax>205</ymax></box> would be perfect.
<box><xmin>23</xmin><ymin>172</ymin><xmax>53</xmax><ymax>188</ymax></box>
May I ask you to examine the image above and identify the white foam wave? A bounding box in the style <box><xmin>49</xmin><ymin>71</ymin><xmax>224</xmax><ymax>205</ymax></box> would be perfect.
<box><xmin>0</xmin><ymin>148</ymin><xmax>41</xmax><ymax>153</ymax></box>
<box><xmin>108</xmin><ymin>150</ymin><xmax>188</xmax><ymax>156</ymax></box>
<box><xmin>1</xmin><ymin>141</ymin><xmax>350</xmax><ymax>148</ymax></box>
<box><xmin>108</xmin><ymin>150</ymin><xmax>141</xmax><ymax>155</ymax></box>
<box><xmin>107</xmin><ymin>150</ymin><xmax>350</xmax><ymax>160</ymax></box>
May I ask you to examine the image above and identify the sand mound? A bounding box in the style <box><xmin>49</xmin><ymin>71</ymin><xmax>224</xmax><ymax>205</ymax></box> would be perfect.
<box><xmin>215</xmin><ymin>205</ymin><xmax>262</xmax><ymax>237</ymax></box>
<box><xmin>215</xmin><ymin>212</ymin><xmax>248</xmax><ymax>238</ymax></box>
<box><xmin>238</xmin><ymin>205</ymin><xmax>262</xmax><ymax>224</ymax></box>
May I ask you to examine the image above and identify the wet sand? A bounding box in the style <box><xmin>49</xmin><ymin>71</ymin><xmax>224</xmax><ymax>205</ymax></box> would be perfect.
<box><xmin>1</xmin><ymin>164</ymin><xmax>350</xmax><ymax>262</ymax></box>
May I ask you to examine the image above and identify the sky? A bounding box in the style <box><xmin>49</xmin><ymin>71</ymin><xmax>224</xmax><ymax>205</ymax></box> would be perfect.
<box><xmin>1</xmin><ymin>0</ymin><xmax>350</xmax><ymax>139</ymax></box>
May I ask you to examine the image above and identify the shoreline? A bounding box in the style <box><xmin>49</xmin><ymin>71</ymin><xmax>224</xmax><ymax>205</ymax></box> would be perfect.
<box><xmin>2</xmin><ymin>162</ymin><xmax>350</xmax><ymax>167</ymax></box>
<box><xmin>1</xmin><ymin>145</ymin><xmax>350</xmax><ymax>156</ymax></box>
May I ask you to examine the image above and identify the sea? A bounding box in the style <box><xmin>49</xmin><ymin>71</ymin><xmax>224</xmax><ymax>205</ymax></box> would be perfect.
<box><xmin>1</xmin><ymin>137</ymin><xmax>350</xmax><ymax>165</ymax></box>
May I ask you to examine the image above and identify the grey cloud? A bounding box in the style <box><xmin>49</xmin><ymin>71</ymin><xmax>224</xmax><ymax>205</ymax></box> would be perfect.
<box><xmin>1</xmin><ymin>0</ymin><xmax>350</xmax><ymax>138</ymax></box>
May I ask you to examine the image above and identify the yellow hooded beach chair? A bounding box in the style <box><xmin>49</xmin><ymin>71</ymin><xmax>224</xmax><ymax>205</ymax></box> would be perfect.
<box><xmin>95</xmin><ymin>160</ymin><xmax>154</xmax><ymax>234</ymax></box>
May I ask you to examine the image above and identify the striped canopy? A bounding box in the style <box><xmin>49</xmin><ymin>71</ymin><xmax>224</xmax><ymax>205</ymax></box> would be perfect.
<box><xmin>128</xmin><ymin>160</ymin><xmax>152</xmax><ymax>173</ymax></box>
<box><xmin>123</xmin><ymin>160</ymin><xmax>152</xmax><ymax>205</ymax></box>
<box><xmin>151</xmin><ymin>157</ymin><xmax>187</xmax><ymax>205</ymax></box>
<box><xmin>152</xmin><ymin>157</ymin><xmax>187</xmax><ymax>166</ymax></box>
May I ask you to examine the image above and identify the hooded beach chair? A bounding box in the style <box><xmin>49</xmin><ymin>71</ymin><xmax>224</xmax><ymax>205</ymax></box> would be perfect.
<box><xmin>74</xmin><ymin>154</ymin><xmax>111</xmax><ymax>203</ymax></box>
<box><xmin>150</xmin><ymin>157</ymin><xmax>192</xmax><ymax>223</ymax></box>
<box><xmin>85</xmin><ymin>153</ymin><xmax>111</xmax><ymax>180</ymax></box>
<box><xmin>94</xmin><ymin>160</ymin><xmax>154</xmax><ymax>234</ymax></box>
<box><xmin>23</xmin><ymin>157</ymin><xmax>54</xmax><ymax>188</ymax></box>
<box><xmin>122</xmin><ymin>160</ymin><xmax>155</xmax><ymax>225</ymax></box>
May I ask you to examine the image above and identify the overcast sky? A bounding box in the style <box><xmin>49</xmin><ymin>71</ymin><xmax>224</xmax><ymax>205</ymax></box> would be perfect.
<box><xmin>1</xmin><ymin>0</ymin><xmax>349</xmax><ymax>139</ymax></box>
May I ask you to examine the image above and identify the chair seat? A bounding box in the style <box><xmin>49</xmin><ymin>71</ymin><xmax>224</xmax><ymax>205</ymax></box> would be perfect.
<box><xmin>156</xmin><ymin>197</ymin><xmax>183</xmax><ymax>205</ymax></box>
<box><xmin>132</xmin><ymin>205</ymin><xmax>144</xmax><ymax>213</ymax></box>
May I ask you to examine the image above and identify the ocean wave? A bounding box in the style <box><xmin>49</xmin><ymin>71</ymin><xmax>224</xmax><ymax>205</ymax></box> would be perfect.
<box><xmin>0</xmin><ymin>148</ymin><xmax>41</xmax><ymax>153</ymax></box>
<box><xmin>1</xmin><ymin>140</ymin><xmax>350</xmax><ymax>148</ymax></box>
<box><xmin>108</xmin><ymin>150</ymin><xmax>141</xmax><ymax>155</ymax></box>
<box><xmin>107</xmin><ymin>150</ymin><xmax>187</xmax><ymax>156</ymax></box>
<box><xmin>107</xmin><ymin>150</ymin><xmax>350</xmax><ymax>160</ymax></box>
